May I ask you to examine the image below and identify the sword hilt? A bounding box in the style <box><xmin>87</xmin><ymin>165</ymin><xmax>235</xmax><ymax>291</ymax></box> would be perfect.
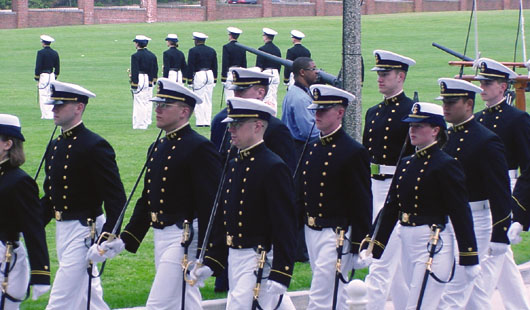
<box><xmin>359</xmin><ymin>234</ymin><xmax>374</xmax><ymax>256</ymax></box>
<box><xmin>96</xmin><ymin>232</ymin><xmax>116</xmax><ymax>255</ymax></box>
<box><xmin>1</xmin><ymin>242</ymin><xmax>13</xmax><ymax>294</ymax></box>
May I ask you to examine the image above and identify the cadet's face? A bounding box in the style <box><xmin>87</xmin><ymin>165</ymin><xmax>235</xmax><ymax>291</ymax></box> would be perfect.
<box><xmin>302</xmin><ymin>61</ymin><xmax>319</xmax><ymax>85</ymax></box>
<box><xmin>479</xmin><ymin>80</ymin><xmax>506</xmax><ymax>105</ymax></box>
<box><xmin>155</xmin><ymin>102</ymin><xmax>188</xmax><ymax>131</ymax></box>
<box><xmin>409</xmin><ymin>123</ymin><xmax>438</xmax><ymax>148</ymax></box>
<box><xmin>315</xmin><ymin>105</ymin><xmax>344</xmax><ymax>135</ymax></box>
<box><xmin>52</xmin><ymin>103</ymin><xmax>82</xmax><ymax>129</ymax></box>
<box><xmin>376</xmin><ymin>70</ymin><xmax>403</xmax><ymax>97</ymax></box>
<box><xmin>442</xmin><ymin>97</ymin><xmax>471</xmax><ymax>124</ymax></box>
<box><xmin>227</xmin><ymin>119</ymin><xmax>259</xmax><ymax>149</ymax></box>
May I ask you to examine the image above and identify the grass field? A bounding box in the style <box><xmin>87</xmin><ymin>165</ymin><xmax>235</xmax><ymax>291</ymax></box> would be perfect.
<box><xmin>0</xmin><ymin>9</ymin><xmax>528</xmax><ymax>309</ymax></box>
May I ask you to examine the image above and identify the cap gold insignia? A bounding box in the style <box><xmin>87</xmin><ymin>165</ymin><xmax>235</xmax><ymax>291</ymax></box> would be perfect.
<box><xmin>232</xmin><ymin>71</ymin><xmax>238</xmax><ymax>82</ymax></box>
<box><xmin>440</xmin><ymin>82</ymin><xmax>446</xmax><ymax>94</ymax></box>
<box><xmin>412</xmin><ymin>103</ymin><xmax>420</xmax><ymax>115</ymax></box>
<box><xmin>480</xmin><ymin>62</ymin><xmax>487</xmax><ymax>73</ymax></box>
<box><xmin>313</xmin><ymin>88</ymin><xmax>320</xmax><ymax>100</ymax></box>
<box><xmin>375</xmin><ymin>53</ymin><xmax>380</xmax><ymax>64</ymax></box>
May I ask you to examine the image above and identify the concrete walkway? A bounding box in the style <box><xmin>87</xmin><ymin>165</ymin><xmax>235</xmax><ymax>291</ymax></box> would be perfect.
<box><xmin>118</xmin><ymin>262</ymin><xmax>530</xmax><ymax>310</ymax></box>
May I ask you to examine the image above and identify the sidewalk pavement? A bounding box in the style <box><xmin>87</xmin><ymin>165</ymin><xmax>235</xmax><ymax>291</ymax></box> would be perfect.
<box><xmin>118</xmin><ymin>261</ymin><xmax>530</xmax><ymax>310</ymax></box>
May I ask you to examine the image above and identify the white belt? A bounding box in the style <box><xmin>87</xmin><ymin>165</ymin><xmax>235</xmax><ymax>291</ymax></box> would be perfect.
<box><xmin>508</xmin><ymin>169</ymin><xmax>518</xmax><ymax>179</ymax></box>
<box><xmin>371</xmin><ymin>163</ymin><xmax>396</xmax><ymax>175</ymax></box>
<box><xmin>469</xmin><ymin>200</ymin><xmax>490</xmax><ymax>211</ymax></box>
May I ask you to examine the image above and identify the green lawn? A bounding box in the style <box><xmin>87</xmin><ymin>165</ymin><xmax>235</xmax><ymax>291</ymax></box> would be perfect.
<box><xmin>0</xmin><ymin>10</ymin><xmax>528</xmax><ymax>309</ymax></box>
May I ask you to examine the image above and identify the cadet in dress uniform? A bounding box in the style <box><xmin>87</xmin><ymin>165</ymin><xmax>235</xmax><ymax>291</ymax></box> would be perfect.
<box><xmin>367</xmin><ymin>102</ymin><xmax>479</xmax><ymax>310</ymax></box>
<box><xmin>299</xmin><ymin>84</ymin><xmax>372</xmax><ymax>309</ymax></box>
<box><xmin>162</xmin><ymin>34</ymin><xmax>187</xmax><ymax>85</ymax></box>
<box><xmin>186</xmin><ymin>32</ymin><xmax>218</xmax><ymax>127</ymax></box>
<box><xmin>283</xmin><ymin>30</ymin><xmax>311</xmax><ymax>87</ymax></box>
<box><xmin>256</xmin><ymin>27</ymin><xmax>282</xmax><ymax>113</ymax></box>
<box><xmin>41</xmin><ymin>81</ymin><xmax>126</xmax><ymax>310</ymax></box>
<box><xmin>363</xmin><ymin>50</ymin><xmax>416</xmax><ymax>310</ymax></box>
<box><xmin>91</xmin><ymin>79</ymin><xmax>222</xmax><ymax>309</ymax></box>
<box><xmin>0</xmin><ymin>114</ymin><xmax>50</xmax><ymax>309</ymax></box>
<box><xmin>131</xmin><ymin>35</ymin><xmax>159</xmax><ymax>130</ymax></box>
<box><xmin>35</xmin><ymin>35</ymin><xmax>60</xmax><ymax>120</ymax></box>
<box><xmin>193</xmin><ymin>97</ymin><xmax>298</xmax><ymax>310</ymax></box>
<box><xmin>211</xmin><ymin>67</ymin><xmax>296</xmax><ymax>172</ymax></box>
<box><xmin>466</xmin><ymin>58</ymin><xmax>530</xmax><ymax>310</ymax></box>
<box><xmin>222</xmin><ymin>27</ymin><xmax>247</xmax><ymax>100</ymax></box>
<box><xmin>437</xmin><ymin>78</ymin><xmax>512</xmax><ymax>310</ymax></box>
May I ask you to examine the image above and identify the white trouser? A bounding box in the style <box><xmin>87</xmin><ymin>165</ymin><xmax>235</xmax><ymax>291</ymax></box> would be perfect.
<box><xmin>439</xmin><ymin>201</ymin><xmax>492</xmax><ymax>310</ymax></box>
<box><xmin>146</xmin><ymin>220</ymin><xmax>202</xmax><ymax>310</ymax></box>
<box><xmin>227</xmin><ymin>248</ymin><xmax>295</xmax><ymax>310</ymax></box>
<box><xmin>46</xmin><ymin>215</ymin><xmax>109</xmax><ymax>310</ymax></box>
<box><xmin>168</xmin><ymin>70</ymin><xmax>183</xmax><ymax>85</ymax></box>
<box><xmin>132</xmin><ymin>73</ymin><xmax>152</xmax><ymax>130</ymax></box>
<box><xmin>305</xmin><ymin>226</ymin><xmax>352</xmax><ymax>310</ymax></box>
<box><xmin>262</xmin><ymin>69</ymin><xmax>279</xmax><ymax>116</ymax></box>
<box><xmin>287</xmin><ymin>73</ymin><xmax>295</xmax><ymax>89</ymax></box>
<box><xmin>224</xmin><ymin>67</ymin><xmax>238</xmax><ymax>100</ymax></box>
<box><xmin>466</xmin><ymin>173</ymin><xmax>530</xmax><ymax>310</ymax></box>
<box><xmin>0</xmin><ymin>242</ymin><xmax>29</xmax><ymax>310</ymax></box>
<box><xmin>193</xmin><ymin>70</ymin><xmax>214</xmax><ymax>126</ymax></box>
<box><xmin>400</xmin><ymin>224</ymin><xmax>455</xmax><ymax>310</ymax></box>
<box><xmin>38</xmin><ymin>73</ymin><xmax>55</xmax><ymax>119</ymax></box>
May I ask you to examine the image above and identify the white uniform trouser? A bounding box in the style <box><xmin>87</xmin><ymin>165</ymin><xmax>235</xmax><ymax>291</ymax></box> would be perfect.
<box><xmin>366</xmin><ymin>175</ymin><xmax>408</xmax><ymax>310</ymax></box>
<box><xmin>146</xmin><ymin>220</ymin><xmax>202</xmax><ymax>310</ymax></box>
<box><xmin>132</xmin><ymin>73</ymin><xmax>152</xmax><ymax>130</ymax></box>
<box><xmin>439</xmin><ymin>201</ymin><xmax>492</xmax><ymax>310</ymax></box>
<box><xmin>168</xmin><ymin>70</ymin><xmax>183</xmax><ymax>85</ymax></box>
<box><xmin>193</xmin><ymin>70</ymin><xmax>214</xmax><ymax>126</ymax></box>
<box><xmin>46</xmin><ymin>215</ymin><xmax>109</xmax><ymax>310</ymax></box>
<box><xmin>38</xmin><ymin>73</ymin><xmax>55</xmax><ymax>119</ymax></box>
<box><xmin>305</xmin><ymin>226</ymin><xmax>352</xmax><ymax>310</ymax></box>
<box><xmin>262</xmin><ymin>69</ymin><xmax>280</xmax><ymax>116</ymax></box>
<box><xmin>0</xmin><ymin>242</ymin><xmax>29</xmax><ymax>310</ymax></box>
<box><xmin>223</xmin><ymin>67</ymin><xmax>238</xmax><ymax>100</ymax></box>
<box><xmin>466</xmin><ymin>172</ymin><xmax>530</xmax><ymax>310</ymax></box>
<box><xmin>227</xmin><ymin>248</ymin><xmax>295</xmax><ymax>310</ymax></box>
<box><xmin>400</xmin><ymin>224</ymin><xmax>455</xmax><ymax>310</ymax></box>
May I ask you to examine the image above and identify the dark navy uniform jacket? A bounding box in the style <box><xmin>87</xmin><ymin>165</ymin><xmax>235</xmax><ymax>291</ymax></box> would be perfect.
<box><xmin>1</xmin><ymin>161</ymin><xmax>50</xmax><ymax>285</ymax></box>
<box><xmin>476</xmin><ymin>100</ymin><xmax>530</xmax><ymax>230</ymax></box>
<box><xmin>283</xmin><ymin>44</ymin><xmax>311</xmax><ymax>84</ymax></box>
<box><xmin>34</xmin><ymin>46</ymin><xmax>60</xmax><ymax>81</ymax></box>
<box><xmin>131</xmin><ymin>48</ymin><xmax>159</xmax><ymax>89</ymax></box>
<box><xmin>204</xmin><ymin>142</ymin><xmax>297</xmax><ymax>287</ymax></box>
<box><xmin>256</xmin><ymin>41</ymin><xmax>282</xmax><ymax>72</ymax></box>
<box><xmin>372</xmin><ymin>143</ymin><xmax>479</xmax><ymax>265</ymax></box>
<box><xmin>186</xmin><ymin>43</ymin><xmax>218</xmax><ymax>85</ymax></box>
<box><xmin>211</xmin><ymin>108</ymin><xmax>296</xmax><ymax>173</ymax></box>
<box><xmin>162</xmin><ymin>47</ymin><xmax>187</xmax><ymax>80</ymax></box>
<box><xmin>121</xmin><ymin>124</ymin><xmax>221</xmax><ymax>254</ymax></box>
<box><xmin>41</xmin><ymin>123</ymin><xmax>126</xmax><ymax>235</ymax></box>
<box><xmin>221</xmin><ymin>41</ymin><xmax>247</xmax><ymax>82</ymax></box>
<box><xmin>299</xmin><ymin>126</ymin><xmax>372</xmax><ymax>253</ymax></box>
<box><xmin>363</xmin><ymin>92</ymin><xmax>415</xmax><ymax>170</ymax></box>
<box><xmin>443</xmin><ymin>117</ymin><xmax>512</xmax><ymax>244</ymax></box>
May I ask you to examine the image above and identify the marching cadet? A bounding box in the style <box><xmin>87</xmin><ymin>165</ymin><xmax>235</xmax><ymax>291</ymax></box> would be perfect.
<box><xmin>466</xmin><ymin>58</ymin><xmax>530</xmax><ymax>310</ymax></box>
<box><xmin>186</xmin><ymin>32</ymin><xmax>218</xmax><ymax>127</ymax></box>
<box><xmin>130</xmin><ymin>35</ymin><xmax>158</xmax><ymax>130</ymax></box>
<box><xmin>438</xmin><ymin>78</ymin><xmax>512</xmax><ymax>310</ymax></box>
<box><xmin>41</xmin><ymin>81</ymin><xmax>126</xmax><ymax>310</ymax></box>
<box><xmin>221</xmin><ymin>27</ymin><xmax>247</xmax><ymax>99</ymax></box>
<box><xmin>90</xmin><ymin>78</ymin><xmax>222</xmax><ymax>309</ymax></box>
<box><xmin>211</xmin><ymin>67</ymin><xmax>296</xmax><ymax>172</ymax></box>
<box><xmin>283</xmin><ymin>30</ymin><xmax>311</xmax><ymax>87</ymax></box>
<box><xmin>366</xmin><ymin>102</ymin><xmax>479</xmax><ymax>310</ymax></box>
<box><xmin>256</xmin><ymin>27</ymin><xmax>282</xmax><ymax>113</ymax></box>
<box><xmin>34</xmin><ymin>34</ymin><xmax>60</xmax><ymax>120</ymax></box>
<box><xmin>363</xmin><ymin>49</ymin><xmax>416</xmax><ymax>310</ymax></box>
<box><xmin>300</xmin><ymin>84</ymin><xmax>372</xmax><ymax>309</ymax></box>
<box><xmin>0</xmin><ymin>114</ymin><xmax>50</xmax><ymax>309</ymax></box>
<box><xmin>162</xmin><ymin>34</ymin><xmax>187</xmax><ymax>85</ymax></box>
<box><xmin>193</xmin><ymin>97</ymin><xmax>298</xmax><ymax>310</ymax></box>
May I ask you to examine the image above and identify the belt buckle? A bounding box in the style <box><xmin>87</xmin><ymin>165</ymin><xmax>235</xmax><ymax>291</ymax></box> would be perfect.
<box><xmin>308</xmin><ymin>216</ymin><xmax>316</xmax><ymax>227</ymax></box>
<box><xmin>151</xmin><ymin>212</ymin><xmax>158</xmax><ymax>223</ymax></box>
<box><xmin>370</xmin><ymin>163</ymin><xmax>381</xmax><ymax>175</ymax></box>
<box><xmin>55</xmin><ymin>210</ymin><xmax>62</xmax><ymax>221</ymax></box>
<box><xmin>226</xmin><ymin>235</ymin><xmax>233</xmax><ymax>246</ymax></box>
<box><xmin>401</xmin><ymin>212</ymin><xmax>410</xmax><ymax>224</ymax></box>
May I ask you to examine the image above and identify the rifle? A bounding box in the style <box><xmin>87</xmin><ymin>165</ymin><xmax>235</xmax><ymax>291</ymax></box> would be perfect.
<box><xmin>0</xmin><ymin>242</ymin><xmax>13</xmax><ymax>310</ymax></box>
<box><xmin>432</xmin><ymin>42</ymin><xmax>474</xmax><ymax>61</ymax></box>
<box><xmin>180</xmin><ymin>220</ymin><xmax>192</xmax><ymax>310</ymax></box>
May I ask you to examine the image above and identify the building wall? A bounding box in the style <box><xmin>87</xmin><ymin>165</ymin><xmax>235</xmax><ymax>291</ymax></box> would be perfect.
<box><xmin>0</xmin><ymin>11</ymin><xmax>16</xmax><ymax>29</ymax></box>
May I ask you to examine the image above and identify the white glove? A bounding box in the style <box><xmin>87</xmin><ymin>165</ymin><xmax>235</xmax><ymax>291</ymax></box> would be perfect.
<box><xmin>266</xmin><ymin>280</ymin><xmax>287</xmax><ymax>295</ymax></box>
<box><xmin>508</xmin><ymin>222</ymin><xmax>524</xmax><ymax>244</ymax></box>
<box><xmin>353</xmin><ymin>251</ymin><xmax>372</xmax><ymax>269</ymax></box>
<box><xmin>31</xmin><ymin>284</ymin><xmax>50</xmax><ymax>300</ymax></box>
<box><xmin>190</xmin><ymin>264</ymin><xmax>213</xmax><ymax>288</ymax></box>
<box><xmin>488</xmin><ymin>242</ymin><xmax>509</xmax><ymax>256</ymax></box>
<box><xmin>464</xmin><ymin>265</ymin><xmax>481</xmax><ymax>281</ymax></box>
<box><xmin>100</xmin><ymin>238</ymin><xmax>125</xmax><ymax>259</ymax></box>
<box><xmin>86</xmin><ymin>244</ymin><xmax>107</xmax><ymax>263</ymax></box>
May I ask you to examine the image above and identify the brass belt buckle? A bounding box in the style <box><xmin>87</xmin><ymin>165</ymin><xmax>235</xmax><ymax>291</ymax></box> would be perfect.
<box><xmin>151</xmin><ymin>212</ymin><xmax>158</xmax><ymax>223</ymax></box>
<box><xmin>308</xmin><ymin>216</ymin><xmax>316</xmax><ymax>227</ymax></box>
<box><xmin>226</xmin><ymin>235</ymin><xmax>233</xmax><ymax>246</ymax></box>
<box><xmin>401</xmin><ymin>212</ymin><xmax>410</xmax><ymax>224</ymax></box>
<box><xmin>55</xmin><ymin>210</ymin><xmax>62</xmax><ymax>221</ymax></box>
